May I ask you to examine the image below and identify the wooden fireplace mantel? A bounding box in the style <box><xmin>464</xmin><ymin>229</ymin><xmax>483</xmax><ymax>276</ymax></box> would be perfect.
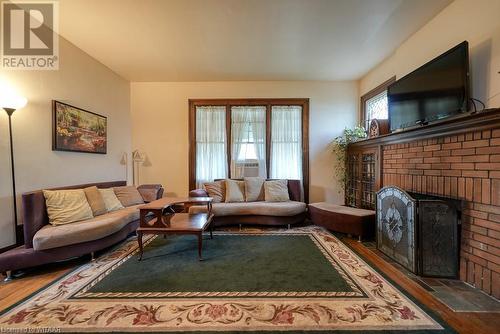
<box><xmin>345</xmin><ymin>108</ymin><xmax>500</xmax><ymax>209</ymax></box>
<box><xmin>350</xmin><ymin>108</ymin><xmax>500</xmax><ymax>148</ymax></box>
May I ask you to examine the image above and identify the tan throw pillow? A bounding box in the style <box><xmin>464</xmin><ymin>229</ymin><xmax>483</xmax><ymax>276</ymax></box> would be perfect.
<box><xmin>203</xmin><ymin>180</ymin><xmax>225</xmax><ymax>203</ymax></box>
<box><xmin>113</xmin><ymin>186</ymin><xmax>145</xmax><ymax>207</ymax></box>
<box><xmin>244</xmin><ymin>177</ymin><xmax>265</xmax><ymax>202</ymax></box>
<box><xmin>43</xmin><ymin>189</ymin><xmax>94</xmax><ymax>226</ymax></box>
<box><xmin>264</xmin><ymin>180</ymin><xmax>290</xmax><ymax>202</ymax></box>
<box><xmin>99</xmin><ymin>188</ymin><xmax>125</xmax><ymax>212</ymax></box>
<box><xmin>225</xmin><ymin>179</ymin><xmax>245</xmax><ymax>203</ymax></box>
<box><xmin>83</xmin><ymin>186</ymin><xmax>107</xmax><ymax>216</ymax></box>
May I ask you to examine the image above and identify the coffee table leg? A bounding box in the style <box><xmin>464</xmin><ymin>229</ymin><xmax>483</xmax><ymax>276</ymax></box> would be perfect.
<box><xmin>210</xmin><ymin>224</ymin><xmax>213</xmax><ymax>239</ymax></box>
<box><xmin>198</xmin><ymin>233</ymin><xmax>203</xmax><ymax>261</ymax></box>
<box><xmin>137</xmin><ymin>231</ymin><xmax>143</xmax><ymax>261</ymax></box>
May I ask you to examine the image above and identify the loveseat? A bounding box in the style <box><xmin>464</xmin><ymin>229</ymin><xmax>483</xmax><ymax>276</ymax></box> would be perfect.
<box><xmin>188</xmin><ymin>179</ymin><xmax>306</xmax><ymax>227</ymax></box>
<box><xmin>0</xmin><ymin>181</ymin><xmax>163</xmax><ymax>278</ymax></box>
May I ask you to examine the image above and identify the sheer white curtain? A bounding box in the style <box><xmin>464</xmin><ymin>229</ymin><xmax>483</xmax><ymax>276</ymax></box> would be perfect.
<box><xmin>230</xmin><ymin>106</ymin><xmax>267</xmax><ymax>178</ymax></box>
<box><xmin>270</xmin><ymin>106</ymin><xmax>302</xmax><ymax>180</ymax></box>
<box><xmin>196</xmin><ymin>106</ymin><xmax>227</xmax><ymax>187</ymax></box>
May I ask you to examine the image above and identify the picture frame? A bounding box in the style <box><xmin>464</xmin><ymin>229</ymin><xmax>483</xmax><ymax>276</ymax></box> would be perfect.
<box><xmin>52</xmin><ymin>100</ymin><xmax>107</xmax><ymax>154</ymax></box>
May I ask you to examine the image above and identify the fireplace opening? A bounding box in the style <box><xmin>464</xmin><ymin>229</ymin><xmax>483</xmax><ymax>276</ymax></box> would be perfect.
<box><xmin>376</xmin><ymin>186</ymin><xmax>462</xmax><ymax>278</ymax></box>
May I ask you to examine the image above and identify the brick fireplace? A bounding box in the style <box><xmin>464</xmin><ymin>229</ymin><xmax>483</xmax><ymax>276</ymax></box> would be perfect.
<box><xmin>382</xmin><ymin>129</ymin><xmax>500</xmax><ymax>297</ymax></box>
<box><xmin>348</xmin><ymin>109</ymin><xmax>500</xmax><ymax>299</ymax></box>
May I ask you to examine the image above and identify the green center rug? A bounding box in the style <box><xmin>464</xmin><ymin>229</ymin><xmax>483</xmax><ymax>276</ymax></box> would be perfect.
<box><xmin>0</xmin><ymin>226</ymin><xmax>452</xmax><ymax>333</ymax></box>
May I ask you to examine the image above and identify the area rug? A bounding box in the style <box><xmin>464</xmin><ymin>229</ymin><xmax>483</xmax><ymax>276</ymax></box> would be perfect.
<box><xmin>0</xmin><ymin>226</ymin><xmax>450</xmax><ymax>332</ymax></box>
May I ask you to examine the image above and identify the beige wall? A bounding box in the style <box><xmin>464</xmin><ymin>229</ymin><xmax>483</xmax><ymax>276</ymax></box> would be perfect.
<box><xmin>0</xmin><ymin>38</ymin><xmax>131</xmax><ymax>248</ymax></box>
<box><xmin>360</xmin><ymin>0</ymin><xmax>500</xmax><ymax>108</ymax></box>
<box><xmin>131</xmin><ymin>81</ymin><xmax>358</xmax><ymax>203</ymax></box>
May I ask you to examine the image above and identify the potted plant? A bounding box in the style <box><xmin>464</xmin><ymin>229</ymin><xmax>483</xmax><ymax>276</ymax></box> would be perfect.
<box><xmin>332</xmin><ymin>125</ymin><xmax>367</xmax><ymax>191</ymax></box>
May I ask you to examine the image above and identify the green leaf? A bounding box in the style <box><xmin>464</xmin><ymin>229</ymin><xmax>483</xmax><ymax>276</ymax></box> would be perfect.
<box><xmin>331</xmin><ymin>125</ymin><xmax>366</xmax><ymax>193</ymax></box>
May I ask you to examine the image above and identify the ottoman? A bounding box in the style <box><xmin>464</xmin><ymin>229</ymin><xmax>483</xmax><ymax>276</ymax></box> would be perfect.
<box><xmin>308</xmin><ymin>202</ymin><xmax>375</xmax><ymax>241</ymax></box>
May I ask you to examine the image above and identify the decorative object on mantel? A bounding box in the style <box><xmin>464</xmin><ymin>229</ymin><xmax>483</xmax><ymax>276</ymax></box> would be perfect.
<box><xmin>368</xmin><ymin>118</ymin><xmax>389</xmax><ymax>138</ymax></box>
<box><xmin>331</xmin><ymin>125</ymin><xmax>366</xmax><ymax>191</ymax></box>
<box><xmin>132</xmin><ymin>150</ymin><xmax>146</xmax><ymax>185</ymax></box>
<box><xmin>52</xmin><ymin>100</ymin><xmax>107</xmax><ymax>154</ymax></box>
<box><xmin>0</xmin><ymin>82</ymin><xmax>27</xmax><ymax>249</ymax></box>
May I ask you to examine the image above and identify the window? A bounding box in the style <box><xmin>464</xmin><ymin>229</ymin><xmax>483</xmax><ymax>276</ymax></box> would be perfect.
<box><xmin>195</xmin><ymin>106</ymin><xmax>227</xmax><ymax>188</ymax></box>
<box><xmin>189</xmin><ymin>99</ymin><xmax>309</xmax><ymax>202</ymax></box>
<box><xmin>365</xmin><ymin>90</ymin><xmax>388</xmax><ymax>128</ymax></box>
<box><xmin>270</xmin><ymin>106</ymin><xmax>302</xmax><ymax>180</ymax></box>
<box><xmin>360</xmin><ymin>77</ymin><xmax>396</xmax><ymax>130</ymax></box>
<box><xmin>231</xmin><ymin>106</ymin><xmax>266</xmax><ymax>178</ymax></box>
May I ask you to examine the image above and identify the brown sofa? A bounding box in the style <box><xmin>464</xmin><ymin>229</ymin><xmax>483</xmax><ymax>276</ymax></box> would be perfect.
<box><xmin>189</xmin><ymin>179</ymin><xmax>306</xmax><ymax>227</ymax></box>
<box><xmin>0</xmin><ymin>181</ymin><xmax>163</xmax><ymax>278</ymax></box>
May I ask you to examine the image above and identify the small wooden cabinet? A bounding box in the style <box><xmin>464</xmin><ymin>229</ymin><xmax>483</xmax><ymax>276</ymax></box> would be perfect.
<box><xmin>345</xmin><ymin>146</ymin><xmax>381</xmax><ymax>210</ymax></box>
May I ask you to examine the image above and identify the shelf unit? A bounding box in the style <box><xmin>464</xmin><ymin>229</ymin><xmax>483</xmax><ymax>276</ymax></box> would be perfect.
<box><xmin>345</xmin><ymin>146</ymin><xmax>380</xmax><ymax>210</ymax></box>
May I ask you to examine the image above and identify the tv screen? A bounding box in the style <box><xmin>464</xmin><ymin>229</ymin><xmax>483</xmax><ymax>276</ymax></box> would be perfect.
<box><xmin>388</xmin><ymin>41</ymin><xmax>469</xmax><ymax>132</ymax></box>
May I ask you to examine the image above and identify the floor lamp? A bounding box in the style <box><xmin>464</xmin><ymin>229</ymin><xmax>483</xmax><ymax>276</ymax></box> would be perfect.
<box><xmin>132</xmin><ymin>150</ymin><xmax>145</xmax><ymax>186</ymax></box>
<box><xmin>120</xmin><ymin>152</ymin><xmax>128</xmax><ymax>184</ymax></box>
<box><xmin>1</xmin><ymin>91</ymin><xmax>27</xmax><ymax>247</ymax></box>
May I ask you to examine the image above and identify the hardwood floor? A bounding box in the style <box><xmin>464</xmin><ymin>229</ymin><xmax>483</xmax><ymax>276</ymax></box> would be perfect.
<box><xmin>0</xmin><ymin>256</ymin><xmax>87</xmax><ymax>313</ymax></box>
<box><xmin>342</xmin><ymin>237</ymin><xmax>498</xmax><ymax>334</ymax></box>
<box><xmin>0</xmin><ymin>238</ymin><xmax>497</xmax><ymax>333</ymax></box>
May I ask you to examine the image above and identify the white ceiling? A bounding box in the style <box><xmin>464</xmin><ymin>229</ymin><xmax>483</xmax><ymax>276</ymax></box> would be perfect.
<box><xmin>58</xmin><ymin>0</ymin><xmax>452</xmax><ymax>82</ymax></box>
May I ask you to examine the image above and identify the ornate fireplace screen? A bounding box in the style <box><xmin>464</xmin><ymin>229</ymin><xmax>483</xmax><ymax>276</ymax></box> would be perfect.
<box><xmin>418</xmin><ymin>199</ymin><xmax>458</xmax><ymax>277</ymax></box>
<box><xmin>377</xmin><ymin>186</ymin><xmax>417</xmax><ymax>273</ymax></box>
<box><xmin>377</xmin><ymin>186</ymin><xmax>460</xmax><ymax>278</ymax></box>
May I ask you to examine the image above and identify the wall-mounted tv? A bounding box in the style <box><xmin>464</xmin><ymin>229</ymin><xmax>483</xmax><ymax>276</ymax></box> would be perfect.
<box><xmin>388</xmin><ymin>41</ymin><xmax>470</xmax><ymax>132</ymax></box>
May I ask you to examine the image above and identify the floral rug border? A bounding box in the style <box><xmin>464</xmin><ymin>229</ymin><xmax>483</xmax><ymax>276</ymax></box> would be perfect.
<box><xmin>0</xmin><ymin>226</ymin><xmax>444</xmax><ymax>332</ymax></box>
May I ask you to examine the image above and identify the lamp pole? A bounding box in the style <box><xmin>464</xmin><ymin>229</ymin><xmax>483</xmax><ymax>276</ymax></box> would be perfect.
<box><xmin>4</xmin><ymin>108</ymin><xmax>19</xmax><ymax>245</ymax></box>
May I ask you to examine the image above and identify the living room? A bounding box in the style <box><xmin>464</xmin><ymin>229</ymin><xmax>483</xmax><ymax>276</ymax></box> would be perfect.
<box><xmin>0</xmin><ymin>0</ymin><xmax>499</xmax><ymax>333</ymax></box>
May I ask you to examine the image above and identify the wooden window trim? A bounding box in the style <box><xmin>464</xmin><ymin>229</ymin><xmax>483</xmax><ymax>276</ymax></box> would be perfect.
<box><xmin>360</xmin><ymin>76</ymin><xmax>396</xmax><ymax>127</ymax></box>
<box><xmin>189</xmin><ymin>98</ymin><xmax>310</xmax><ymax>203</ymax></box>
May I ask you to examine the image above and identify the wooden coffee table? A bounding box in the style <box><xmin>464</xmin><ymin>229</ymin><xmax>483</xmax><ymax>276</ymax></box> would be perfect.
<box><xmin>137</xmin><ymin>197</ymin><xmax>214</xmax><ymax>261</ymax></box>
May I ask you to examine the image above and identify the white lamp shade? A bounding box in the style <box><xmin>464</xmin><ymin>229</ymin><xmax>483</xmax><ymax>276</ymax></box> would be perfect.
<box><xmin>120</xmin><ymin>152</ymin><xmax>128</xmax><ymax>165</ymax></box>
<box><xmin>0</xmin><ymin>95</ymin><xmax>27</xmax><ymax>110</ymax></box>
<box><xmin>0</xmin><ymin>81</ymin><xmax>27</xmax><ymax>110</ymax></box>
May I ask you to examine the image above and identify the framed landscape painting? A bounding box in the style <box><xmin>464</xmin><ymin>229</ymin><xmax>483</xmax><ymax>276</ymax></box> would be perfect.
<box><xmin>52</xmin><ymin>100</ymin><xmax>107</xmax><ymax>154</ymax></box>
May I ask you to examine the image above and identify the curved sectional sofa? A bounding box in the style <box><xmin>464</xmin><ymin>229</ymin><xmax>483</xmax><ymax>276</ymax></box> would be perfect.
<box><xmin>0</xmin><ymin>181</ymin><xmax>163</xmax><ymax>277</ymax></box>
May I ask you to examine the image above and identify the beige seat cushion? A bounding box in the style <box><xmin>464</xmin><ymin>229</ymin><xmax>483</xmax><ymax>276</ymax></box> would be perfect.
<box><xmin>189</xmin><ymin>201</ymin><xmax>306</xmax><ymax>217</ymax></box>
<box><xmin>99</xmin><ymin>188</ymin><xmax>124</xmax><ymax>212</ymax></box>
<box><xmin>264</xmin><ymin>180</ymin><xmax>290</xmax><ymax>202</ymax></box>
<box><xmin>84</xmin><ymin>186</ymin><xmax>107</xmax><ymax>216</ymax></box>
<box><xmin>225</xmin><ymin>179</ymin><xmax>245</xmax><ymax>203</ymax></box>
<box><xmin>114</xmin><ymin>186</ymin><xmax>145</xmax><ymax>207</ymax></box>
<box><xmin>33</xmin><ymin>205</ymin><xmax>142</xmax><ymax>251</ymax></box>
<box><xmin>203</xmin><ymin>180</ymin><xmax>225</xmax><ymax>203</ymax></box>
<box><xmin>43</xmin><ymin>189</ymin><xmax>94</xmax><ymax>226</ymax></box>
<box><xmin>309</xmin><ymin>202</ymin><xmax>375</xmax><ymax>217</ymax></box>
<box><xmin>244</xmin><ymin>177</ymin><xmax>265</xmax><ymax>202</ymax></box>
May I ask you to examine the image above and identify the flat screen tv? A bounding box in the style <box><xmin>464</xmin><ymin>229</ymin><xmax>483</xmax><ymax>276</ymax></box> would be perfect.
<box><xmin>388</xmin><ymin>41</ymin><xmax>470</xmax><ymax>132</ymax></box>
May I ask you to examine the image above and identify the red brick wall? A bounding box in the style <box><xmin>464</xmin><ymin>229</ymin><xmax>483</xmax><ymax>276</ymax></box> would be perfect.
<box><xmin>382</xmin><ymin>128</ymin><xmax>500</xmax><ymax>298</ymax></box>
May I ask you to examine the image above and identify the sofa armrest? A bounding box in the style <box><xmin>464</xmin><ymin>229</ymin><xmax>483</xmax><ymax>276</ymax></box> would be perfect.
<box><xmin>189</xmin><ymin>189</ymin><xmax>209</xmax><ymax>197</ymax></box>
<box><xmin>22</xmin><ymin>191</ymin><xmax>49</xmax><ymax>249</ymax></box>
<box><xmin>137</xmin><ymin>184</ymin><xmax>164</xmax><ymax>202</ymax></box>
